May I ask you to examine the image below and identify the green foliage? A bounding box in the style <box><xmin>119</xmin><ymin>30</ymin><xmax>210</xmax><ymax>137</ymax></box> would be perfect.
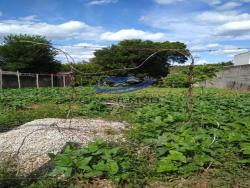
<box><xmin>162</xmin><ymin>72</ymin><xmax>189</xmax><ymax>88</ymax></box>
<box><xmin>0</xmin><ymin>87</ymin><xmax>249</xmax><ymax>187</ymax></box>
<box><xmin>0</xmin><ymin>34</ymin><xmax>60</xmax><ymax>73</ymax></box>
<box><xmin>49</xmin><ymin>140</ymin><xmax>155</xmax><ymax>186</ymax></box>
<box><xmin>129</xmin><ymin>90</ymin><xmax>250</xmax><ymax>180</ymax></box>
<box><xmin>155</xmin><ymin>128</ymin><xmax>215</xmax><ymax>175</ymax></box>
<box><xmin>93</xmin><ymin>39</ymin><xmax>188</xmax><ymax>79</ymax></box>
<box><xmin>161</xmin><ymin>62</ymin><xmax>232</xmax><ymax>87</ymax></box>
<box><xmin>78</xmin><ymin>97</ymin><xmax>109</xmax><ymax>116</ymax></box>
<box><xmin>48</xmin><ymin>141</ymin><xmax>119</xmax><ymax>178</ymax></box>
<box><xmin>60</xmin><ymin>62</ymin><xmax>103</xmax><ymax>86</ymax></box>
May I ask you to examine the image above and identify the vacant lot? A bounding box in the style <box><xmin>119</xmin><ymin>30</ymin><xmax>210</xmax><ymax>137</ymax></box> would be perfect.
<box><xmin>0</xmin><ymin>87</ymin><xmax>249</xmax><ymax>187</ymax></box>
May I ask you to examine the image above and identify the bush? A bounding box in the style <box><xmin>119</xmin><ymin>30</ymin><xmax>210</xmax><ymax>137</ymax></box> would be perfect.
<box><xmin>161</xmin><ymin>62</ymin><xmax>232</xmax><ymax>88</ymax></box>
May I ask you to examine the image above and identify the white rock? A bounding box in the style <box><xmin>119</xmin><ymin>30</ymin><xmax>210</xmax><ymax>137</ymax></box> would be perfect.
<box><xmin>0</xmin><ymin>118</ymin><xmax>128</xmax><ymax>174</ymax></box>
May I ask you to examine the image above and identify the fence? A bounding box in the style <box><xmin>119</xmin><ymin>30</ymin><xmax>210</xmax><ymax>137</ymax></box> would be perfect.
<box><xmin>0</xmin><ymin>69</ymin><xmax>71</xmax><ymax>89</ymax></box>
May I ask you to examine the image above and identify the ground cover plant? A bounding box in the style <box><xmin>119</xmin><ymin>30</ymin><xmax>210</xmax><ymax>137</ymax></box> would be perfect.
<box><xmin>0</xmin><ymin>87</ymin><xmax>249</xmax><ymax>187</ymax></box>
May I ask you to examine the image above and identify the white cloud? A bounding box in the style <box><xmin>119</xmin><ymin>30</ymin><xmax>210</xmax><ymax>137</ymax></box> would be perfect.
<box><xmin>88</xmin><ymin>0</ymin><xmax>117</xmax><ymax>5</ymax></box>
<box><xmin>196</xmin><ymin>59</ymin><xmax>210</xmax><ymax>64</ymax></box>
<box><xmin>210</xmin><ymin>46</ymin><xmax>249</xmax><ymax>56</ymax></box>
<box><xmin>215</xmin><ymin>20</ymin><xmax>250</xmax><ymax>38</ymax></box>
<box><xmin>147</xmin><ymin>0</ymin><xmax>250</xmax><ymax>63</ymax></box>
<box><xmin>0</xmin><ymin>16</ymin><xmax>106</xmax><ymax>62</ymax></box>
<box><xmin>100</xmin><ymin>29</ymin><xmax>167</xmax><ymax>41</ymax></box>
<box><xmin>153</xmin><ymin>0</ymin><xmax>230</xmax><ymax>6</ymax></box>
<box><xmin>203</xmin><ymin>0</ymin><xmax>222</xmax><ymax>6</ymax></box>
<box><xmin>240</xmin><ymin>0</ymin><xmax>250</xmax><ymax>2</ymax></box>
<box><xmin>140</xmin><ymin>12</ymin><xmax>211</xmax><ymax>43</ymax></box>
<box><xmin>196</xmin><ymin>11</ymin><xmax>250</xmax><ymax>25</ymax></box>
<box><xmin>74</xmin><ymin>43</ymin><xmax>106</xmax><ymax>48</ymax></box>
<box><xmin>0</xmin><ymin>18</ymin><xmax>102</xmax><ymax>40</ymax></box>
<box><xmin>153</xmin><ymin>0</ymin><xmax>185</xmax><ymax>4</ymax></box>
<box><xmin>191</xmin><ymin>43</ymin><xmax>220</xmax><ymax>51</ymax></box>
<box><xmin>216</xmin><ymin>2</ymin><xmax>241</xmax><ymax>10</ymax></box>
<box><xmin>191</xmin><ymin>43</ymin><xmax>249</xmax><ymax>60</ymax></box>
<box><xmin>207</xmin><ymin>43</ymin><xmax>220</xmax><ymax>48</ymax></box>
<box><xmin>56</xmin><ymin>43</ymin><xmax>106</xmax><ymax>62</ymax></box>
<box><xmin>0</xmin><ymin>15</ymin><xmax>171</xmax><ymax>62</ymax></box>
<box><xmin>140</xmin><ymin>6</ymin><xmax>250</xmax><ymax>42</ymax></box>
<box><xmin>204</xmin><ymin>0</ymin><xmax>250</xmax><ymax>8</ymax></box>
<box><xmin>19</xmin><ymin>15</ymin><xmax>38</xmax><ymax>21</ymax></box>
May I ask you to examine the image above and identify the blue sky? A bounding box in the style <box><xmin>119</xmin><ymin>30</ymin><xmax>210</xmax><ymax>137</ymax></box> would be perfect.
<box><xmin>0</xmin><ymin>0</ymin><xmax>250</xmax><ymax>63</ymax></box>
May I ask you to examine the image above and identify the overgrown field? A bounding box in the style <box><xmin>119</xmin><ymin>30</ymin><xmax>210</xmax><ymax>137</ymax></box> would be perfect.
<box><xmin>0</xmin><ymin>87</ymin><xmax>250</xmax><ymax>187</ymax></box>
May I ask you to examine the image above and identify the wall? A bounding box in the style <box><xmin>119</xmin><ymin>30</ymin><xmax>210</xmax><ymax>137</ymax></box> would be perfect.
<box><xmin>203</xmin><ymin>64</ymin><xmax>250</xmax><ymax>91</ymax></box>
<box><xmin>233</xmin><ymin>52</ymin><xmax>250</xmax><ymax>66</ymax></box>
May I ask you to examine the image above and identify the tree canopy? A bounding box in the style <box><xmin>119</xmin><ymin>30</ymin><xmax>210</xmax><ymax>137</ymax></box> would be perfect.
<box><xmin>92</xmin><ymin>39</ymin><xmax>188</xmax><ymax>79</ymax></box>
<box><xmin>0</xmin><ymin>34</ymin><xmax>61</xmax><ymax>73</ymax></box>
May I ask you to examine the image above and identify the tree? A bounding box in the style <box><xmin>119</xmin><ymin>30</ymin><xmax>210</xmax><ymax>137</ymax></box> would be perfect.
<box><xmin>92</xmin><ymin>39</ymin><xmax>188</xmax><ymax>79</ymax></box>
<box><xmin>0</xmin><ymin>34</ymin><xmax>60</xmax><ymax>73</ymax></box>
<box><xmin>60</xmin><ymin>62</ymin><xmax>103</xmax><ymax>85</ymax></box>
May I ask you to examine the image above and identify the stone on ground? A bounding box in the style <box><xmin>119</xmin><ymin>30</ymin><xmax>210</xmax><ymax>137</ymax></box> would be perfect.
<box><xmin>0</xmin><ymin>118</ymin><xmax>128</xmax><ymax>174</ymax></box>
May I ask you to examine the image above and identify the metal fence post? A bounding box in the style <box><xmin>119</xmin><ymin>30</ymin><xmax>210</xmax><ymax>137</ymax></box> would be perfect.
<box><xmin>36</xmin><ymin>74</ymin><xmax>39</xmax><ymax>88</ymax></box>
<box><xmin>0</xmin><ymin>69</ymin><xmax>2</xmax><ymax>89</ymax></box>
<box><xmin>51</xmin><ymin>74</ymin><xmax>54</xmax><ymax>88</ymax></box>
<box><xmin>17</xmin><ymin>71</ymin><xmax>21</xmax><ymax>88</ymax></box>
<box><xmin>63</xmin><ymin>75</ymin><xmax>66</xmax><ymax>87</ymax></box>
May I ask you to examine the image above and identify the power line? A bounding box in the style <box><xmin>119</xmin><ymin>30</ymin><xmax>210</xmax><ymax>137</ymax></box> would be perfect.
<box><xmin>51</xmin><ymin>43</ymin><xmax>250</xmax><ymax>53</ymax></box>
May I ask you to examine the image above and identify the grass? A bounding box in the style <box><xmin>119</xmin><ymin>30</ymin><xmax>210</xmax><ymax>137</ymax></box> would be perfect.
<box><xmin>0</xmin><ymin>87</ymin><xmax>249</xmax><ymax>187</ymax></box>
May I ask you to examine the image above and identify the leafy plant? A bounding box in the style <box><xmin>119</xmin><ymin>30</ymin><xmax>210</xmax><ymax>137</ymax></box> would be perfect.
<box><xmin>0</xmin><ymin>87</ymin><xmax>249</xmax><ymax>187</ymax></box>
<box><xmin>49</xmin><ymin>140</ymin><xmax>156</xmax><ymax>186</ymax></box>
<box><xmin>49</xmin><ymin>141</ymin><xmax>120</xmax><ymax>180</ymax></box>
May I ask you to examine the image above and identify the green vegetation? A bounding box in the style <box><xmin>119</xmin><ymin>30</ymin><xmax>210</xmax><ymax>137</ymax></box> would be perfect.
<box><xmin>0</xmin><ymin>33</ymin><xmax>247</xmax><ymax>187</ymax></box>
<box><xmin>60</xmin><ymin>61</ymin><xmax>232</xmax><ymax>87</ymax></box>
<box><xmin>0</xmin><ymin>34</ymin><xmax>60</xmax><ymax>73</ymax></box>
<box><xmin>47</xmin><ymin>140</ymin><xmax>154</xmax><ymax>187</ymax></box>
<box><xmin>93</xmin><ymin>39</ymin><xmax>187</xmax><ymax>79</ymax></box>
<box><xmin>161</xmin><ymin>62</ymin><xmax>232</xmax><ymax>88</ymax></box>
<box><xmin>60</xmin><ymin>63</ymin><xmax>104</xmax><ymax>86</ymax></box>
<box><xmin>0</xmin><ymin>87</ymin><xmax>249</xmax><ymax>187</ymax></box>
<box><xmin>59</xmin><ymin>39</ymin><xmax>190</xmax><ymax>86</ymax></box>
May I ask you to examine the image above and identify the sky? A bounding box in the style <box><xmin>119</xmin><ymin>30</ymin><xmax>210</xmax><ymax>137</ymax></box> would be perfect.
<box><xmin>0</xmin><ymin>0</ymin><xmax>250</xmax><ymax>64</ymax></box>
